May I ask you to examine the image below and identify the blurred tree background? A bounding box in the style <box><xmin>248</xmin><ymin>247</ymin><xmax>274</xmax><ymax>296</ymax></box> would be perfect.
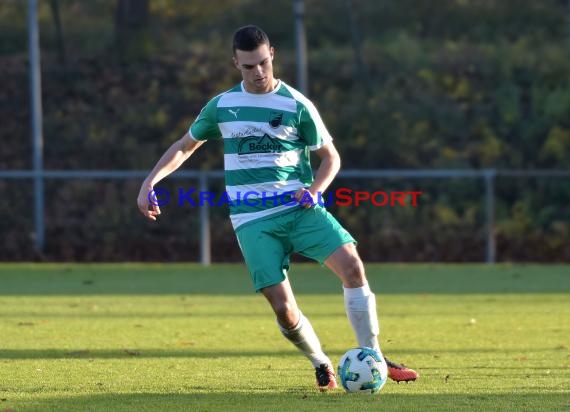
<box><xmin>0</xmin><ymin>0</ymin><xmax>568</xmax><ymax>262</ymax></box>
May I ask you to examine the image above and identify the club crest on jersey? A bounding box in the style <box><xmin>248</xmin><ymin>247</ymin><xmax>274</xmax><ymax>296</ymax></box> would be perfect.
<box><xmin>269</xmin><ymin>111</ymin><xmax>283</xmax><ymax>128</ymax></box>
<box><xmin>238</xmin><ymin>134</ymin><xmax>284</xmax><ymax>155</ymax></box>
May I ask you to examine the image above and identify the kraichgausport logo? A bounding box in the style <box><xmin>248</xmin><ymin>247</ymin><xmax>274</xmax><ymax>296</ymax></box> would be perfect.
<box><xmin>147</xmin><ymin>188</ymin><xmax>422</xmax><ymax>208</ymax></box>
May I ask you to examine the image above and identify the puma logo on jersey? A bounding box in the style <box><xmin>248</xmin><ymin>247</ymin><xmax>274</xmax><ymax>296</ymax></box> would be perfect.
<box><xmin>228</xmin><ymin>109</ymin><xmax>240</xmax><ymax>118</ymax></box>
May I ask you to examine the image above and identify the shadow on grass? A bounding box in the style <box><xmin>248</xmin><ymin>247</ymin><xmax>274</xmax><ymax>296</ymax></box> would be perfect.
<box><xmin>0</xmin><ymin>264</ymin><xmax>569</xmax><ymax>295</ymax></box>
<box><xmin>0</xmin><ymin>347</ymin><xmax>566</xmax><ymax>360</ymax></box>
<box><xmin>6</xmin><ymin>392</ymin><xmax>570</xmax><ymax>412</ymax></box>
<box><xmin>0</xmin><ymin>348</ymin><xmax>300</xmax><ymax>360</ymax></box>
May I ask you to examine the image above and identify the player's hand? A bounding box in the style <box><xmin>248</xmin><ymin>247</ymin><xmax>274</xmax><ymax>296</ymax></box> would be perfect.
<box><xmin>137</xmin><ymin>183</ymin><xmax>161</xmax><ymax>221</ymax></box>
<box><xmin>294</xmin><ymin>188</ymin><xmax>317</xmax><ymax>209</ymax></box>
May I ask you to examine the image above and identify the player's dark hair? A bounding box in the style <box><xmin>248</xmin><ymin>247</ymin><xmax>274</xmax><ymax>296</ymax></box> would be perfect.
<box><xmin>232</xmin><ymin>25</ymin><xmax>270</xmax><ymax>54</ymax></box>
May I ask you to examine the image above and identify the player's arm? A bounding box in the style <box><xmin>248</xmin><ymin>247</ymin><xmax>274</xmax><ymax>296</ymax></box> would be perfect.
<box><xmin>295</xmin><ymin>141</ymin><xmax>341</xmax><ymax>208</ymax></box>
<box><xmin>137</xmin><ymin>133</ymin><xmax>204</xmax><ymax>220</ymax></box>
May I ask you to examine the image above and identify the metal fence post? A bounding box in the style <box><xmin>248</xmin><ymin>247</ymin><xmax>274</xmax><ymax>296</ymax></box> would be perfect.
<box><xmin>28</xmin><ymin>0</ymin><xmax>45</xmax><ymax>253</ymax></box>
<box><xmin>199</xmin><ymin>172</ymin><xmax>211</xmax><ymax>266</ymax></box>
<box><xmin>294</xmin><ymin>0</ymin><xmax>308</xmax><ymax>95</ymax></box>
<box><xmin>484</xmin><ymin>169</ymin><xmax>496</xmax><ymax>263</ymax></box>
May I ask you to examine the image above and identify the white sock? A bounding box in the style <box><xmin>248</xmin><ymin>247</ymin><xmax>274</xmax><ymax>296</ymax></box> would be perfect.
<box><xmin>344</xmin><ymin>284</ymin><xmax>381</xmax><ymax>353</ymax></box>
<box><xmin>279</xmin><ymin>311</ymin><xmax>332</xmax><ymax>368</ymax></box>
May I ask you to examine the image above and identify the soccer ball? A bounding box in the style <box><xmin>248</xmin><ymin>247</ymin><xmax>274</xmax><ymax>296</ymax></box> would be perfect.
<box><xmin>337</xmin><ymin>347</ymin><xmax>388</xmax><ymax>394</ymax></box>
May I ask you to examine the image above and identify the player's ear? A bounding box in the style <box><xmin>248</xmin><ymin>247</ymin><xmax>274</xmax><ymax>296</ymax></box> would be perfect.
<box><xmin>270</xmin><ymin>46</ymin><xmax>275</xmax><ymax>60</ymax></box>
<box><xmin>232</xmin><ymin>56</ymin><xmax>239</xmax><ymax>69</ymax></box>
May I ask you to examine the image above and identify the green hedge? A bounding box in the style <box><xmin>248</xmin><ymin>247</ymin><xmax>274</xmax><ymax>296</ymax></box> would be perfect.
<box><xmin>1</xmin><ymin>0</ymin><xmax>568</xmax><ymax>261</ymax></box>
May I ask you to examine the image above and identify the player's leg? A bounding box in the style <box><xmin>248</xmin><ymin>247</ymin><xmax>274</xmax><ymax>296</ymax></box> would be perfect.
<box><xmin>235</xmin><ymin>217</ymin><xmax>337</xmax><ymax>390</ymax></box>
<box><xmin>324</xmin><ymin>243</ymin><xmax>380</xmax><ymax>352</ymax></box>
<box><xmin>292</xmin><ymin>206</ymin><xmax>419</xmax><ymax>382</ymax></box>
<box><xmin>260</xmin><ymin>279</ymin><xmax>337</xmax><ymax>390</ymax></box>
<box><xmin>326</xmin><ymin>245</ymin><xmax>381</xmax><ymax>357</ymax></box>
<box><xmin>325</xmin><ymin>243</ymin><xmax>419</xmax><ymax>382</ymax></box>
<box><xmin>289</xmin><ymin>207</ymin><xmax>380</xmax><ymax>351</ymax></box>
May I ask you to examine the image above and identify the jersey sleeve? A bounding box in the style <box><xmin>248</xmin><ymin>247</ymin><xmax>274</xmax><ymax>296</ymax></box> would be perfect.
<box><xmin>189</xmin><ymin>95</ymin><xmax>222</xmax><ymax>141</ymax></box>
<box><xmin>297</xmin><ymin>100</ymin><xmax>333</xmax><ymax>151</ymax></box>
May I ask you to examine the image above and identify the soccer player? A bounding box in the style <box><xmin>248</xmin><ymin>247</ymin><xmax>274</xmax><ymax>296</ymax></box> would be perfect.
<box><xmin>137</xmin><ymin>25</ymin><xmax>418</xmax><ymax>390</ymax></box>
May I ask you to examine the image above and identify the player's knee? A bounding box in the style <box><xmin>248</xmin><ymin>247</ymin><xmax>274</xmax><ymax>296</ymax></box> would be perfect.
<box><xmin>343</xmin><ymin>256</ymin><xmax>366</xmax><ymax>286</ymax></box>
<box><xmin>273</xmin><ymin>301</ymin><xmax>298</xmax><ymax>328</ymax></box>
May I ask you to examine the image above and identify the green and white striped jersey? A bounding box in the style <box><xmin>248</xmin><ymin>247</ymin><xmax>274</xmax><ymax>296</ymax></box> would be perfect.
<box><xmin>189</xmin><ymin>80</ymin><xmax>332</xmax><ymax>229</ymax></box>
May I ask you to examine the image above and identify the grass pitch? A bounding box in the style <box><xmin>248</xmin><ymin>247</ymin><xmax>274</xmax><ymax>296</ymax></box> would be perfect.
<box><xmin>0</xmin><ymin>263</ymin><xmax>569</xmax><ymax>411</ymax></box>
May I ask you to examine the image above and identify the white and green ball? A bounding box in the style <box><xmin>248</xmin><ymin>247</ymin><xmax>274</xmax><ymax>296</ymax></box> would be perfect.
<box><xmin>337</xmin><ymin>347</ymin><xmax>388</xmax><ymax>394</ymax></box>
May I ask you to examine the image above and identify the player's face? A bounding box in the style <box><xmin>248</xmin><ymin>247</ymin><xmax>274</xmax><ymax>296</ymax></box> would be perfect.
<box><xmin>233</xmin><ymin>44</ymin><xmax>275</xmax><ymax>94</ymax></box>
